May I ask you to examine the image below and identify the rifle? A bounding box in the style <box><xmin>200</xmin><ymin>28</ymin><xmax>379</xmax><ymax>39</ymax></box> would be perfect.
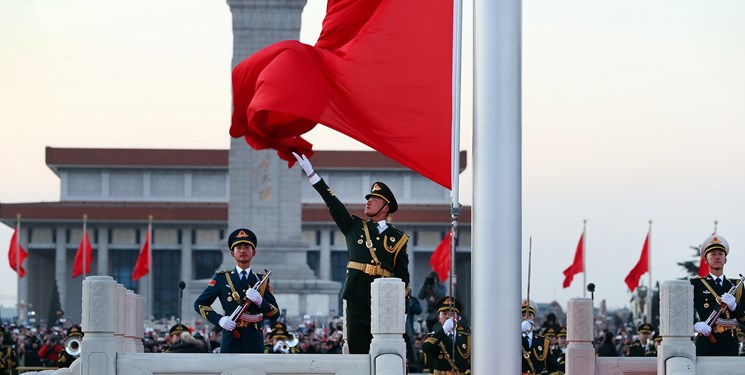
<box><xmin>228</xmin><ymin>270</ymin><xmax>272</xmax><ymax>339</ymax></box>
<box><xmin>703</xmin><ymin>273</ymin><xmax>744</xmax><ymax>344</ymax></box>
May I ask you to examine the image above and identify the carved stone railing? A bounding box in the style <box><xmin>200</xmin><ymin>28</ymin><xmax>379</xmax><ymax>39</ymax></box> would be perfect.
<box><xmin>29</xmin><ymin>276</ymin><xmax>405</xmax><ymax>375</ymax></box>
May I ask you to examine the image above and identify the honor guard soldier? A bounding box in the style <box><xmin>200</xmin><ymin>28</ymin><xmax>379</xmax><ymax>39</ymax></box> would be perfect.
<box><xmin>646</xmin><ymin>332</ymin><xmax>661</xmax><ymax>357</ymax></box>
<box><xmin>294</xmin><ymin>153</ymin><xmax>410</xmax><ymax>354</ymax></box>
<box><xmin>265</xmin><ymin>322</ymin><xmax>298</xmax><ymax>354</ymax></box>
<box><xmin>691</xmin><ymin>234</ymin><xmax>745</xmax><ymax>356</ymax></box>
<box><xmin>422</xmin><ymin>297</ymin><xmax>471</xmax><ymax>375</ymax></box>
<box><xmin>637</xmin><ymin>323</ymin><xmax>653</xmax><ymax>354</ymax></box>
<box><xmin>0</xmin><ymin>327</ymin><xmax>18</xmax><ymax>375</ymax></box>
<box><xmin>57</xmin><ymin>325</ymin><xmax>83</xmax><ymax>368</ymax></box>
<box><xmin>194</xmin><ymin>228</ymin><xmax>280</xmax><ymax>353</ymax></box>
<box><xmin>521</xmin><ymin>299</ymin><xmax>557</xmax><ymax>374</ymax></box>
<box><xmin>554</xmin><ymin>326</ymin><xmax>567</xmax><ymax>374</ymax></box>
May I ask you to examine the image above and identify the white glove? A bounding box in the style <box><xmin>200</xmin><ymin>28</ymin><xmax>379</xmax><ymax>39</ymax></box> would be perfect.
<box><xmin>273</xmin><ymin>341</ymin><xmax>283</xmax><ymax>353</ymax></box>
<box><xmin>521</xmin><ymin>320</ymin><xmax>534</xmax><ymax>334</ymax></box>
<box><xmin>442</xmin><ymin>318</ymin><xmax>454</xmax><ymax>335</ymax></box>
<box><xmin>246</xmin><ymin>288</ymin><xmax>263</xmax><ymax>306</ymax></box>
<box><xmin>219</xmin><ymin>316</ymin><xmax>236</xmax><ymax>331</ymax></box>
<box><xmin>292</xmin><ymin>152</ymin><xmax>314</xmax><ymax>176</ymax></box>
<box><xmin>721</xmin><ymin>292</ymin><xmax>737</xmax><ymax>311</ymax></box>
<box><xmin>693</xmin><ymin>321</ymin><xmax>711</xmax><ymax>336</ymax></box>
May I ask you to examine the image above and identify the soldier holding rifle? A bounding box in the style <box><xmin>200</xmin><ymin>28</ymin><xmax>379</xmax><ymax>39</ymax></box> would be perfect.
<box><xmin>194</xmin><ymin>228</ymin><xmax>280</xmax><ymax>353</ymax></box>
<box><xmin>691</xmin><ymin>234</ymin><xmax>745</xmax><ymax>356</ymax></box>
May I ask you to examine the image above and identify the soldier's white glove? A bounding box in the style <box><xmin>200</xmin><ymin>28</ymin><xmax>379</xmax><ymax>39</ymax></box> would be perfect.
<box><xmin>442</xmin><ymin>318</ymin><xmax>455</xmax><ymax>335</ymax></box>
<box><xmin>292</xmin><ymin>152</ymin><xmax>320</xmax><ymax>184</ymax></box>
<box><xmin>219</xmin><ymin>316</ymin><xmax>236</xmax><ymax>331</ymax></box>
<box><xmin>246</xmin><ymin>288</ymin><xmax>263</xmax><ymax>306</ymax></box>
<box><xmin>721</xmin><ymin>292</ymin><xmax>737</xmax><ymax>311</ymax></box>
<box><xmin>521</xmin><ymin>320</ymin><xmax>534</xmax><ymax>334</ymax></box>
<box><xmin>693</xmin><ymin>321</ymin><xmax>711</xmax><ymax>336</ymax></box>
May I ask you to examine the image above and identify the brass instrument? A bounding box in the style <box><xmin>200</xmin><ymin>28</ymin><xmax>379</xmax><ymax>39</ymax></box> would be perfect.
<box><xmin>65</xmin><ymin>337</ymin><xmax>81</xmax><ymax>357</ymax></box>
<box><xmin>279</xmin><ymin>332</ymin><xmax>299</xmax><ymax>354</ymax></box>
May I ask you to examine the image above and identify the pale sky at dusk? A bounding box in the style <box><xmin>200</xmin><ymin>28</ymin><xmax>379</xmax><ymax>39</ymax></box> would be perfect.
<box><xmin>1</xmin><ymin>0</ymin><xmax>744</xmax><ymax>314</ymax></box>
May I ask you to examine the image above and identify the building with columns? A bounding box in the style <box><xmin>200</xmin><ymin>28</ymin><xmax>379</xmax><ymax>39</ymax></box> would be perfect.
<box><xmin>0</xmin><ymin>147</ymin><xmax>471</xmax><ymax>326</ymax></box>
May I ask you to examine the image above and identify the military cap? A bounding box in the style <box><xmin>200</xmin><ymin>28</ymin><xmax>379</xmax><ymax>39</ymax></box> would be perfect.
<box><xmin>557</xmin><ymin>326</ymin><xmax>567</xmax><ymax>338</ymax></box>
<box><xmin>66</xmin><ymin>325</ymin><xmax>83</xmax><ymax>338</ymax></box>
<box><xmin>435</xmin><ymin>296</ymin><xmax>462</xmax><ymax>314</ymax></box>
<box><xmin>736</xmin><ymin>327</ymin><xmax>744</xmax><ymax>338</ymax></box>
<box><xmin>228</xmin><ymin>228</ymin><xmax>257</xmax><ymax>251</ymax></box>
<box><xmin>521</xmin><ymin>299</ymin><xmax>537</xmax><ymax>317</ymax></box>
<box><xmin>365</xmin><ymin>182</ymin><xmax>398</xmax><ymax>213</ymax></box>
<box><xmin>169</xmin><ymin>323</ymin><xmax>189</xmax><ymax>336</ymax></box>
<box><xmin>701</xmin><ymin>234</ymin><xmax>729</xmax><ymax>257</ymax></box>
<box><xmin>637</xmin><ymin>323</ymin><xmax>653</xmax><ymax>334</ymax></box>
<box><xmin>543</xmin><ymin>327</ymin><xmax>556</xmax><ymax>338</ymax></box>
<box><xmin>270</xmin><ymin>322</ymin><xmax>289</xmax><ymax>340</ymax></box>
<box><xmin>653</xmin><ymin>332</ymin><xmax>662</xmax><ymax>342</ymax></box>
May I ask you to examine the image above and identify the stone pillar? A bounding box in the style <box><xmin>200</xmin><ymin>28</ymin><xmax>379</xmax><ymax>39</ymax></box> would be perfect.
<box><xmin>369</xmin><ymin>278</ymin><xmax>406</xmax><ymax>375</ymax></box>
<box><xmin>81</xmin><ymin>276</ymin><xmax>118</xmax><ymax>375</ymax></box>
<box><xmin>135</xmin><ymin>294</ymin><xmax>145</xmax><ymax>353</ymax></box>
<box><xmin>114</xmin><ymin>284</ymin><xmax>127</xmax><ymax>352</ymax></box>
<box><xmin>125</xmin><ymin>290</ymin><xmax>137</xmax><ymax>352</ymax></box>
<box><xmin>566</xmin><ymin>298</ymin><xmax>595</xmax><ymax>375</ymax></box>
<box><xmin>320</xmin><ymin>230</ymin><xmax>331</xmax><ymax>280</ymax></box>
<box><xmin>55</xmin><ymin>227</ymin><xmax>67</xmax><ymax>314</ymax></box>
<box><xmin>657</xmin><ymin>280</ymin><xmax>696</xmax><ymax>374</ymax></box>
<box><xmin>180</xmin><ymin>226</ymin><xmax>193</xmax><ymax>322</ymax></box>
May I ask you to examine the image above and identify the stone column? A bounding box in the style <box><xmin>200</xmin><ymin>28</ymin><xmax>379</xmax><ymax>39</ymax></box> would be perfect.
<box><xmin>125</xmin><ymin>290</ymin><xmax>137</xmax><ymax>352</ymax></box>
<box><xmin>566</xmin><ymin>298</ymin><xmax>594</xmax><ymax>375</ymax></box>
<box><xmin>320</xmin><ymin>230</ymin><xmax>331</xmax><ymax>280</ymax></box>
<box><xmin>97</xmin><ymin>226</ymin><xmax>110</xmax><ymax>276</ymax></box>
<box><xmin>135</xmin><ymin>294</ymin><xmax>145</xmax><ymax>353</ymax></box>
<box><xmin>55</xmin><ymin>227</ymin><xmax>67</xmax><ymax>314</ymax></box>
<box><xmin>180</xmin><ymin>226</ymin><xmax>193</xmax><ymax>322</ymax></box>
<box><xmin>369</xmin><ymin>278</ymin><xmax>406</xmax><ymax>374</ymax></box>
<box><xmin>657</xmin><ymin>280</ymin><xmax>696</xmax><ymax>374</ymax></box>
<box><xmin>114</xmin><ymin>284</ymin><xmax>127</xmax><ymax>352</ymax></box>
<box><xmin>81</xmin><ymin>276</ymin><xmax>119</xmax><ymax>375</ymax></box>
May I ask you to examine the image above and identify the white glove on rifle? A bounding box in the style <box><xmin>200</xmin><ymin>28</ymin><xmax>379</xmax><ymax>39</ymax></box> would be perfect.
<box><xmin>521</xmin><ymin>320</ymin><xmax>534</xmax><ymax>334</ymax></box>
<box><xmin>273</xmin><ymin>341</ymin><xmax>283</xmax><ymax>353</ymax></box>
<box><xmin>292</xmin><ymin>152</ymin><xmax>320</xmax><ymax>184</ymax></box>
<box><xmin>721</xmin><ymin>292</ymin><xmax>737</xmax><ymax>311</ymax></box>
<box><xmin>442</xmin><ymin>317</ymin><xmax>455</xmax><ymax>335</ymax></box>
<box><xmin>693</xmin><ymin>321</ymin><xmax>711</xmax><ymax>336</ymax></box>
<box><xmin>246</xmin><ymin>288</ymin><xmax>263</xmax><ymax>306</ymax></box>
<box><xmin>219</xmin><ymin>316</ymin><xmax>237</xmax><ymax>332</ymax></box>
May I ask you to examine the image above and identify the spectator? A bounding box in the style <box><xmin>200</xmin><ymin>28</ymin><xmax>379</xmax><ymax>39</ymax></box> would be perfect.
<box><xmin>597</xmin><ymin>331</ymin><xmax>618</xmax><ymax>357</ymax></box>
<box><xmin>417</xmin><ymin>272</ymin><xmax>446</xmax><ymax>332</ymax></box>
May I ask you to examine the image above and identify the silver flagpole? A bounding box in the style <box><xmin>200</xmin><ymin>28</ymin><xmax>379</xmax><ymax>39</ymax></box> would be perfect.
<box><xmin>82</xmin><ymin>214</ymin><xmax>88</xmax><ymax>279</ymax></box>
<box><xmin>473</xmin><ymin>0</ymin><xmax>522</xmax><ymax>372</ymax></box>
<box><xmin>449</xmin><ymin>0</ymin><xmax>463</xmax><ymax>360</ymax></box>
<box><xmin>647</xmin><ymin>220</ymin><xmax>652</xmax><ymax>324</ymax></box>
<box><xmin>16</xmin><ymin>213</ymin><xmax>21</xmax><ymax>325</ymax></box>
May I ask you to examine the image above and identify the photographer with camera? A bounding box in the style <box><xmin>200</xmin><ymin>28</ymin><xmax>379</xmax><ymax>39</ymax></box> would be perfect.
<box><xmin>38</xmin><ymin>333</ymin><xmax>63</xmax><ymax>367</ymax></box>
<box><xmin>417</xmin><ymin>272</ymin><xmax>447</xmax><ymax>332</ymax></box>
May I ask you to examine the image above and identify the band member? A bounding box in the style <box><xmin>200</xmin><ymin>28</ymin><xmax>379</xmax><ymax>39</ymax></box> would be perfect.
<box><xmin>691</xmin><ymin>234</ymin><xmax>745</xmax><ymax>356</ymax></box>
<box><xmin>264</xmin><ymin>322</ymin><xmax>298</xmax><ymax>354</ymax></box>
<box><xmin>194</xmin><ymin>228</ymin><xmax>279</xmax><ymax>353</ymax></box>
<box><xmin>422</xmin><ymin>297</ymin><xmax>471</xmax><ymax>374</ymax></box>
<box><xmin>57</xmin><ymin>325</ymin><xmax>83</xmax><ymax>368</ymax></box>
<box><xmin>293</xmin><ymin>153</ymin><xmax>410</xmax><ymax>354</ymax></box>
<box><xmin>521</xmin><ymin>299</ymin><xmax>557</xmax><ymax>374</ymax></box>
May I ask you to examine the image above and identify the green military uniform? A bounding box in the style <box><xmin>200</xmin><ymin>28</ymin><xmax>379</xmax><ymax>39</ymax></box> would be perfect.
<box><xmin>0</xmin><ymin>329</ymin><xmax>17</xmax><ymax>375</ymax></box>
<box><xmin>422</xmin><ymin>297</ymin><xmax>471</xmax><ymax>375</ymax></box>
<box><xmin>313</xmin><ymin>179</ymin><xmax>410</xmax><ymax>354</ymax></box>
<box><xmin>57</xmin><ymin>325</ymin><xmax>83</xmax><ymax>368</ymax></box>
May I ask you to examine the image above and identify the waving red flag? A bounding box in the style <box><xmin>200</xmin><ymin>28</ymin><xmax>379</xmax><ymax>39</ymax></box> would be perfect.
<box><xmin>698</xmin><ymin>255</ymin><xmax>709</xmax><ymax>277</ymax></box>
<box><xmin>8</xmin><ymin>227</ymin><xmax>28</xmax><ymax>277</ymax></box>
<box><xmin>230</xmin><ymin>0</ymin><xmax>454</xmax><ymax>188</ymax></box>
<box><xmin>625</xmin><ymin>232</ymin><xmax>650</xmax><ymax>292</ymax></box>
<box><xmin>132</xmin><ymin>231</ymin><xmax>151</xmax><ymax>281</ymax></box>
<box><xmin>73</xmin><ymin>231</ymin><xmax>93</xmax><ymax>278</ymax></box>
<box><xmin>429</xmin><ymin>231</ymin><xmax>452</xmax><ymax>282</ymax></box>
<box><xmin>562</xmin><ymin>232</ymin><xmax>585</xmax><ymax>288</ymax></box>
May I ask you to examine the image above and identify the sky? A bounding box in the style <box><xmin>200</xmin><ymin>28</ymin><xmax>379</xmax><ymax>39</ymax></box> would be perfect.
<box><xmin>1</xmin><ymin>0</ymin><xmax>744</xmax><ymax>313</ymax></box>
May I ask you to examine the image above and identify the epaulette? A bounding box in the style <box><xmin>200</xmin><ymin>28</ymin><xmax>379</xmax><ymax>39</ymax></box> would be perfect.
<box><xmin>691</xmin><ymin>276</ymin><xmax>702</xmax><ymax>280</ymax></box>
<box><xmin>217</xmin><ymin>269</ymin><xmax>231</xmax><ymax>274</ymax></box>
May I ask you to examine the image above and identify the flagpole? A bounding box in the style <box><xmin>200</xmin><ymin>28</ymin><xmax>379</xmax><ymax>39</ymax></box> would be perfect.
<box><xmin>647</xmin><ymin>220</ymin><xmax>652</xmax><ymax>324</ymax></box>
<box><xmin>582</xmin><ymin>220</ymin><xmax>587</xmax><ymax>298</ymax></box>
<box><xmin>82</xmin><ymin>214</ymin><xmax>88</xmax><ymax>279</ymax></box>
<box><xmin>449</xmin><ymin>0</ymin><xmax>463</xmax><ymax>360</ymax></box>
<box><xmin>16</xmin><ymin>213</ymin><xmax>21</xmax><ymax>324</ymax></box>
<box><xmin>148</xmin><ymin>215</ymin><xmax>153</xmax><ymax>321</ymax></box>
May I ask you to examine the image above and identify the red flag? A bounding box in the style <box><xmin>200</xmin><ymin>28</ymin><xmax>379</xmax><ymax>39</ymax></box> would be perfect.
<box><xmin>429</xmin><ymin>232</ymin><xmax>452</xmax><ymax>282</ymax></box>
<box><xmin>698</xmin><ymin>255</ymin><xmax>709</xmax><ymax>277</ymax></box>
<box><xmin>625</xmin><ymin>232</ymin><xmax>650</xmax><ymax>292</ymax></box>
<box><xmin>562</xmin><ymin>232</ymin><xmax>585</xmax><ymax>288</ymax></box>
<box><xmin>230</xmin><ymin>0</ymin><xmax>454</xmax><ymax>188</ymax></box>
<box><xmin>8</xmin><ymin>227</ymin><xmax>28</xmax><ymax>277</ymax></box>
<box><xmin>73</xmin><ymin>231</ymin><xmax>93</xmax><ymax>278</ymax></box>
<box><xmin>132</xmin><ymin>231</ymin><xmax>150</xmax><ymax>281</ymax></box>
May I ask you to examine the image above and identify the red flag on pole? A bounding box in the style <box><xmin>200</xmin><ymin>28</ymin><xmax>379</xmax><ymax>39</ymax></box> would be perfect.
<box><xmin>73</xmin><ymin>231</ymin><xmax>93</xmax><ymax>278</ymax></box>
<box><xmin>429</xmin><ymin>231</ymin><xmax>452</xmax><ymax>282</ymax></box>
<box><xmin>562</xmin><ymin>232</ymin><xmax>584</xmax><ymax>288</ymax></box>
<box><xmin>230</xmin><ymin>0</ymin><xmax>454</xmax><ymax>188</ymax></box>
<box><xmin>132</xmin><ymin>231</ymin><xmax>151</xmax><ymax>281</ymax></box>
<box><xmin>698</xmin><ymin>255</ymin><xmax>709</xmax><ymax>277</ymax></box>
<box><xmin>625</xmin><ymin>232</ymin><xmax>650</xmax><ymax>292</ymax></box>
<box><xmin>8</xmin><ymin>227</ymin><xmax>28</xmax><ymax>277</ymax></box>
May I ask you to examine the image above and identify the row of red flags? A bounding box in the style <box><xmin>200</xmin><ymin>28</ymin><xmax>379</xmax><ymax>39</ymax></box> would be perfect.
<box><xmin>562</xmin><ymin>230</ymin><xmax>710</xmax><ymax>292</ymax></box>
<box><xmin>7</xmin><ymin>224</ymin><xmax>151</xmax><ymax>281</ymax></box>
